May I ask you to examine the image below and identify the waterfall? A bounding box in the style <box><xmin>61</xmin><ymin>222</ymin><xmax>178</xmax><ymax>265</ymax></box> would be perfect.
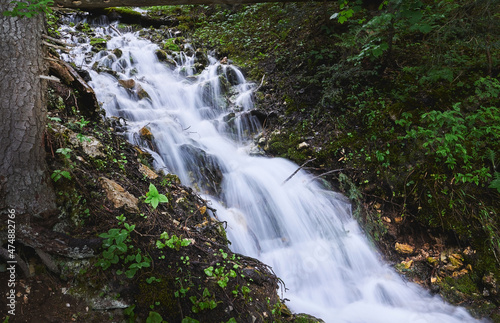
<box><xmin>60</xmin><ymin>22</ymin><xmax>482</xmax><ymax>322</ymax></box>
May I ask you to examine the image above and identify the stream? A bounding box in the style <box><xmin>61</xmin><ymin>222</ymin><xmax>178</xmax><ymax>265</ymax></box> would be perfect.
<box><xmin>60</xmin><ymin>19</ymin><xmax>482</xmax><ymax>322</ymax></box>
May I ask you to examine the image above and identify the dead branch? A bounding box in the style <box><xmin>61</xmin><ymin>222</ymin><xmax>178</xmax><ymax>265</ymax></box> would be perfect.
<box><xmin>282</xmin><ymin>158</ymin><xmax>316</xmax><ymax>185</ymax></box>
<box><xmin>308</xmin><ymin>168</ymin><xmax>345</xmax><ymax>183</ymax></box>
<box><xmin>42</xmin><ymin>34</ymin><xmax>75</xmax><ymax>47</ymax></box>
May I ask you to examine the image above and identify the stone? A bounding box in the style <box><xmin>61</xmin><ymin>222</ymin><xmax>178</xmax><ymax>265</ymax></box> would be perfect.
<box><xmin>99</xmin><ymin>177</ymin><xmax>139</xmax><ymax>212</ymax></box>
<box><xmin>137</xmin><ymin>85</ymin><xmax>151</xmax><ymax>100</ymax></box>
<box><xmin>395</xmin><ymin>242</ymin><xmax>414</xmax><ymax>254</ymax></box>
<box><xmin>118</xmin><ymin>78</ymin><xmax>135</xmax><ymax>89</ymax></box>
<box><xmin>74</xmin><ymin>135</ymin><xmax>105</xmax><ymax>158</ymax></box>
<box><xmin>139</xmin><ymin>126</ymin><xmax>153</xmax><ymax>141</ymax></box>
<box><xmin>138</xmin><ymin>163</ymin><xmax>158</xmax><ymax>179</ymax></box>
<box><xmin>112</xmin><ymin>48</ymin><xmax>122</xmax><ymax>58</ymax></box>
<box><xmin>52</xmin><ymin>123</ymin><xmax>105</xmax><ymax>158</ymax></box>
<box><xmin>297</xmin><ymin>142</ymin><xmax>309</xmax><ymax>149</ymax></box>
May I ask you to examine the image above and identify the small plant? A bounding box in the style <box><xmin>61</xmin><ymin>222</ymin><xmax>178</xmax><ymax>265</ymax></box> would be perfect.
<box><xmin>51</xmin><ymin>169</ymin><xmax>71</xmax><ymax>182</ymax></box>
<box><xmin>123</xmin><ymin>305</ymin><xmax>136</xmax><ymax>323</ymax></box>
<box><xmin>97</xmin><ymin>215</ymin><xmax>151</xmax><ymax>278</ymax></box>
<box><xmin>146</xmin><ymin>311</ymin><xmax>165</xmax><ymax>323</ymax></box>
<box><xmin>189</xmin><ymin>288</ymin><xmax>217</xmax><ymax>313</ymax></box>
<box><xmin>98</xmin><ymin>223</ymin><xmax>135</xmax><ymax>270</ymax></box>
<box><xmin>146</xmin><ymin>276</ymin><xmax>161</xmax><ymax>284</ymax></box>
<box><xmin>118</xmin><ymin>251</ymin><xmax>151</xmax><ymax>278</ymax></box>
<box><xmin>144</xmin><ymin>183</ymin><xmax>168</xmax><ymax>209</ymax></box>
<box><xmin>51</xmin><ymin>148</ymin><xmax>73</xmax><ymax>182</ymax></box>
<box><xmin>56</xmin><ymin>147</ymin><xmax>72</xmax><ymax>160</ymax></box>
<box><xmin>156</xmin><ymin>232</ymin><xmax>191</xmax><ymax>251</ymax></box>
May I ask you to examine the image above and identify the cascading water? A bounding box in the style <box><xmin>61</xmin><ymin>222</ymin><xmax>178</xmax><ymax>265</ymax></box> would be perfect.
<box><xmin>60</xmin><ymin>20</ymin><xmax>483</xmax><ymax>322</ymax></box>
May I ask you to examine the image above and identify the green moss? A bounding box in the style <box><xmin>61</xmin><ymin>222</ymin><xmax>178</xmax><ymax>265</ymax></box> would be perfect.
<box><xmin>163</xmin><ymin>38</ymin><xmax>181</xmax><ymax>52</ymax></box>
<box><xmin>137</xmin><ymin>275</ymin><xmax>180</xmax><ymax>319</ymax></box>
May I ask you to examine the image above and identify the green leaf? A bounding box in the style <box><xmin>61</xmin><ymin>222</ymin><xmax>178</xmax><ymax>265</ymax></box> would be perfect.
<box><xmin>146</xmin><ymin>311</ymin><xmax>164</xmax><ymax>323</ymax></box>
<box><xmin>151</xmin><ymin>197</ymin><xmax>159</xmax><ymax>209</ymax></box>
<box><xmin>204</xmin><ymin>266</ymin><xmax>214</xmax><ymax>277</ymax></box>
<box><xmin>148</xmin><ymin>183</ymin><xmax>159</xmax><ymax>196</ymax></box>
<box><xmin>489</xmin><ymin>173</ymin><xmax>500</xmax><ymax>193</ymax></box>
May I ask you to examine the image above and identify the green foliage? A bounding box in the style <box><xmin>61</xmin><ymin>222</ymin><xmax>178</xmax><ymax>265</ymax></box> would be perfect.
<box><xmin>156</xmin><ymin>231</ymin><xmax>191</xmax><ymax>251</ymax></box>
<box><xmin>3</xmin><ymin>0</ymin><xmax>53</xmax><ymax>18</ymax></box>
<box><xmin>146</xmin><ymin>311</ymin><xmax>166</xmax><ymax>323</ymax></box>
<box><xmin>144</xmin><ymin>183</ymin><xmax>168</xmax><ymax>209</ymax></box>
<box><xmin>51</xmin><ymin>148</ymin><xmax>73</xmax><ymax>182</ymax></box>
<box><xmin>204</xmin><ymin>250</ymin><xmax>239</xmax><ymax>289</ymax></box>
<box><xmin>189</xmin><ymin>288</ymin><xmax>217</xmax><ymax>313</ymax></box>
<box><xmin>123</xmin><ymin>305</ymin><xmax>136</xmax><ymax>323</ymax></box>
<box><xmin>400</xmin><ymin>100</ymin><xmax>500</xmax><ymax>185</ymax></box>
<box><xmin>97</xmin><ymin>215</ymin><xmax>151</xmax><ymax>278</ymax></box>
<box><xmin>51</xmin><ymin>169</ymin><xmax>71</xmax><ymax>182</ymax></box>
<box><xmin>489</xmin><ymin>172</ymin><xmax>500</xmax><ymax>193</ymax></box>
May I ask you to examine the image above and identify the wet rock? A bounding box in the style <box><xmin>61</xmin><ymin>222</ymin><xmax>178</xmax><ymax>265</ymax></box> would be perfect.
<box><xmin>395</xmin><ymin>242</ymin><xmax>414</xmax><ymax>254</ymax></box>
<box><xmin>118</xmin><ymin>78</ymin><xmax>136</xmax><ymax>89</ymax></box>
<box><xmin>195</xmin><ymin>48</ymin><xmax>209</xmax><ymax>68</ymax></box>
<box><xmin>292</xmin><ymin>313</ymin><xmax>325</xmax><ymax>323</ymax></box>
<box><xmin>99</xmin><ymin>177</ymin><xmax>139</xmax><ymax>212</ymax></box>
<box><xmin>138</xmin><ymin>163</ymin><xmax>158</xmax><ymax>179</ymax></box>
<box><xmin>179</xmin><ymin>144</ymin><xmax>223</xmax><ymax>196</ymax></box>
<box><xmin>137</xmin><ymin>86</ymin><xmax>151</xmax><ymax>100</ymax></box>
<box><xmin>112</xmin><ymin>48</ymin><xmax>122</xmax><ymax>58</ymax></box>
<box><xmin>139</xmin><ymin>126</ymin><xmax>153</xmax><ymax>141</ymax></box>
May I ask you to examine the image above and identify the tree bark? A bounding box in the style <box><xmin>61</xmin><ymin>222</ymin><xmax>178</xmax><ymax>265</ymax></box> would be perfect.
<box><xmin>54</xmin><ymin>0</ymin><xmax>326</xmax><ymax>8</ymax></box>
<box><xmin>0</xmin><ymin>0</ymin><xmax>56</xmax><ymax>223</ymax></box>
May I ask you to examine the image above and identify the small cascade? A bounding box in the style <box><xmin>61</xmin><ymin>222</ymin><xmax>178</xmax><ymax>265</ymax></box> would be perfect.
<box><xmin>60</xmin><ymin>21</ymin><xmax>482</xmax><ymax>322</ymax></box>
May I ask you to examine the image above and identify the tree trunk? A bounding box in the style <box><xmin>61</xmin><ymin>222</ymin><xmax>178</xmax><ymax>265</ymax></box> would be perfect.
<box><xmin>0</xmin><ymin>0</ymin><xmax>56</xmax><ymax>224</ymax></box>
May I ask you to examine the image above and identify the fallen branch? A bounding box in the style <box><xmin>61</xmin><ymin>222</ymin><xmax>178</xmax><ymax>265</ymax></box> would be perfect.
<box><xmin>253</xmin><ymin>74</ymin><xmax>266</xmax><ymax>92</ymax></box>
<box><xmin>42</xmin><ymin>34</ymin><xmax>75</xmax><ymax>47</ymax></box>
<box><xmin>42</xmin><ymin>40</ymin><xmax>69</xmax><ymax>52</ymax></box>
<box><xmin>109</xmin><ymin>24</ymin><xmax>122</xmax><ymax>36</ymax></box>
<box><xmin>308</xmin><ymin>168</ymin><xmax>344</xmax><ymax>183</ymax></box>
<box><xmin>282</xmin><ymin>158</ymin><xmax>316</xmax><ymax>185</ymax></box>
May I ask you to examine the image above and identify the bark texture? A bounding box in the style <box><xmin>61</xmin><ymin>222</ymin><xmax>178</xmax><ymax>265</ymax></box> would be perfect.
<box><xmin>54</xmin><ymin>0</ymin><xmax>324</xmax><ymax>8</ymax></box>
<box><xmin>0</xmin><ymin>0</ymin><xmax>56</xmax><ymax>222</ymax></box>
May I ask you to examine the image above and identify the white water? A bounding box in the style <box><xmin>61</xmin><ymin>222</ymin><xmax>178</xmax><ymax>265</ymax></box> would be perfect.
<box><xmin>61</xmin><ymin>22</ymin><xmax>482</xmax><ymax>322</ymax></box>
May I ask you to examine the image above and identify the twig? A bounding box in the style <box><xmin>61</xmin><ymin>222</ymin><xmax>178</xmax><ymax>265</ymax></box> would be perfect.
<box><xmin>253</xmin><ymin>74</ymin><xmax>266</xmax><ymax>92</ymax></box>
<box><xmin>307</xmin><ymin>168</ymin><xmax>344</xmax><ymax>183</ymax></box>
<box><xmin>109</xmin><ymin>24</ymin><xmax>122</xmax><ymax>36</ymax></box>
<box><xmin>282</xmin><ymin>158</ymin><xmax>316</xmax><ymax>185</ymax></box>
